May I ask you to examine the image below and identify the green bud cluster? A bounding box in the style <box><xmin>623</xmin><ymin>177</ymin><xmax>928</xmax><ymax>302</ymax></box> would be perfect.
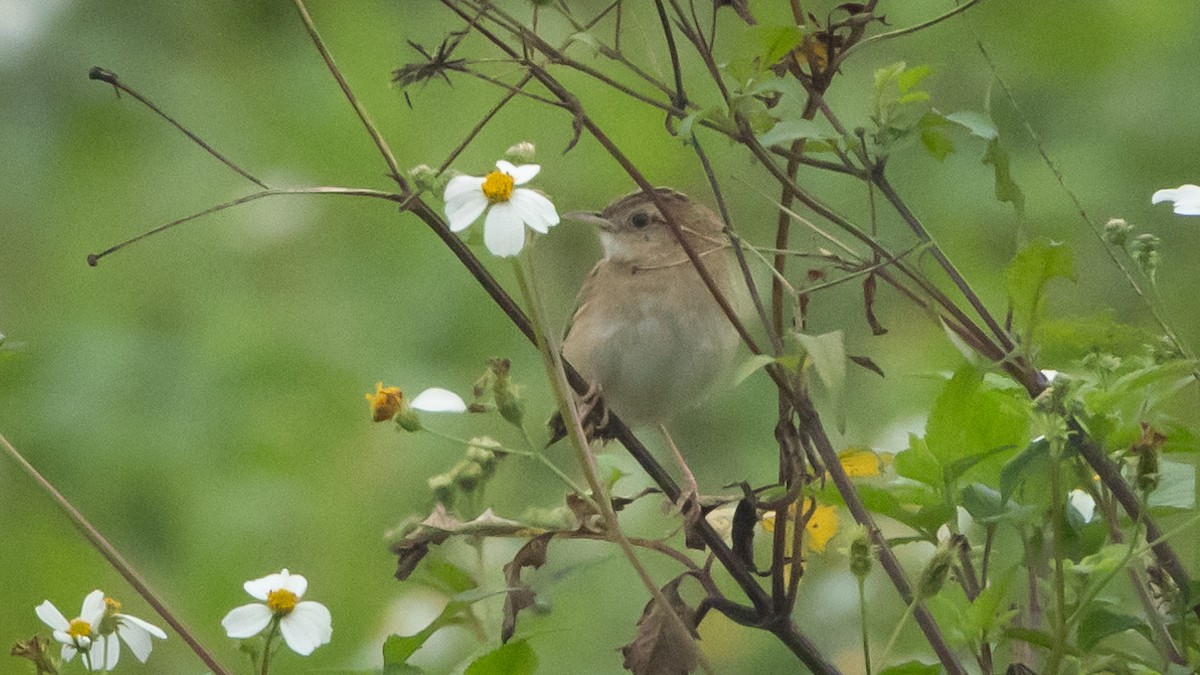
<box><xmin>849</xmin><ymin>532</ymin><xmax>873</xmax><ymax>579</ymax></box>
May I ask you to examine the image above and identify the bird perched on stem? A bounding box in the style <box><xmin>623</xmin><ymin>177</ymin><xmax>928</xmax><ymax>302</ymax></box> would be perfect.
<box><xmin>552</xmin><ymin>188</ymin><xmax>744</xmax><ymax>502</ymax></box>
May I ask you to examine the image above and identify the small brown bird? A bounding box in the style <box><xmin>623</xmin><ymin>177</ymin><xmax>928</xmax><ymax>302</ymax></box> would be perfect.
<box><xmin>555</xmin><ymin>188</ymin><xmax>743</xmax><ymax>496</ymax></box>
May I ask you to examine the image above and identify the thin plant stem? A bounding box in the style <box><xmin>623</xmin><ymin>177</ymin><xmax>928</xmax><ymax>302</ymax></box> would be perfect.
<box><xmin>88</xmin><ymin>67</ymin><xmax>269</xmax><ymax>190</ymax></box>
<box><xmin>0</xmin><ymin>432</ymin><xmax>231</xmax><ymax>675</ymax></box>
<box><xmin>292</xmin><ymin>0</ymin><xmax>405</xmax><ymax>187</ymax></box>
<box><xmin>877</xmin><ymin>599</ymin><xmax>918</xmax><ymax>666</ymax></box>
<box><xmin>1045</xmin><ymin>438</ymin><xmax>1068</xmax><ymax>675</ymax></box>
<box><xmin>512</xmin><ymin>255</ymin><xmax>715</xmax><ymax>675</ymax></box>
<box><xmin>419</xmin><ymin>426</ymin><xmax>590</xmax><ymax>497</ymax></box>
<box><xmin>836</xmin><ymin>0</ymin><xmax>987</xmax><ymax>64</ymax></box>
<box><xmin>86</xmin><ymin>187</ymin><xmax>403</xmax><ymax>266</ymax></box>
<box><xmin>858</xmin><ymin>576</ymin><xmax>872</xmax><ymax>675</ymax></box>
<box><xmin>260</xmin><ymin>619</ymin><xmax>279</xmax><ymax>675</ymax></box>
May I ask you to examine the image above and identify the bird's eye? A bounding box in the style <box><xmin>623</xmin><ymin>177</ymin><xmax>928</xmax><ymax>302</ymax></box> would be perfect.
<box><xmin>630</xmin><ymin>212</ymin><xmax>650</xmax><ymax>229</ymax></box>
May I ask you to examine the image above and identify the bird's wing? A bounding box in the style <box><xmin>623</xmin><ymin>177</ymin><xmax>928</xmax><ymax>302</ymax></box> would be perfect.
<box><xmin>561</xmin><ymin>260</ymin><xmax>605</xmax><ymax>341</ymax></box>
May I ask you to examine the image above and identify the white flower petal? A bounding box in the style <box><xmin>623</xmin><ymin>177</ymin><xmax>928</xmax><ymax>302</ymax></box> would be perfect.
<box><xmin>1153</xmin><ymin>184</ymin><xmax>1200</xmax><ymax>215</ymax></box>
<box><xmin>1068</xmin><ymin>489</ymin><xmax>1096</xmax><ymax>524</ymax></box>
<box><xmin>91</xmin><ymin>634</ymin><xmax>119</xmax><ymax>671</ymax></box>
<box><xmin>445</xmin><ymin>191</ymin><xmax>489</xmax><ymax>233</ymax></box>
<box><xmin>221</xmin><ymin>603</ymin><xmax>273</xmax><ymax>638</ymax></box>
<box><xmin>36</xmin><ymin>600</ymin><xmax>69</xmax><ymax>631</ymax></box>
<box><xmin>279</xmin><ymin>602</ymin><xmax>332</xmax><ymax>656</ymax></box>
<box><xmin>497</xmin><ymin>160</ymin><xmax>540</xmax><ymax>185</ymax></box>
<box><xmin>1151</xmin><ymin>188</ymin><xmax>1178</xmax><ymax>205</ymax></box>
<box><xmin>483</xmin><ymin>203</ymin><xmax>527</xmax><ymax>257</ymax></box>
<box><xmin>61</xmin><ymin>643</ymin><xmax>78</xmax><ymax>662</ymax></box>
<box><xmin>53</xmin><ymin>630</ymin><xmax>73</xmax><ymax>646</ymax></box>
<box><xmin>80</xmin><ymin>590</ymin><xmax>106</xmax><ymax>626</ymax></box>
<box><xmin>117</xmin><ymin>614</ymin><xmax>168</xmax><ymax>640</ymax></box>
<box><xmin>509</xmin><ymin>189</ymin><xmax>560</xmax><ymax>233</ymax></box>
<box><xmin>410</xmin><ymin>387</ymin><xmax>467</xmax><ymax>412</ymax></box>
<box><xmin>280</xmin><ymin>570</ymin><xmax>308</xmax><ymax>598</ymax></box>
<box><xmin>244</xmin><ymin>570</ymin><xmax>289</xmax><ymax>600</ymax></box>
<box><xmin>116</xmin><ymin>621</ymin><xmax>155</xmax><ymax>663</ymax></box>
<box><xmin>444</xmin><ymin>174</ymin><xmax>485</xmax><ymax>202</ymax></box>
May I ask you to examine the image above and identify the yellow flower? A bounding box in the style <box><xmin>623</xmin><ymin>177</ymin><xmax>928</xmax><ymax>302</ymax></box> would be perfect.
<box><xmin>837</xmin><ymin>447</ymin><xmax>883</xmax><ymax>478</ymax></box>
<box><xmin>761</xmin><ymin>498</ymin><xmax>840</xmax><ymax>553</ymax></box>
<box><xmin>365</xmin><ymin>382</ymin><xmax>404</xmax><ymax>422</ymax></box>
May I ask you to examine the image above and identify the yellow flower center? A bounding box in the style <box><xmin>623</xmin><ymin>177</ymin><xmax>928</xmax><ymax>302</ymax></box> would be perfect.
<box><xmin>267</xmin><ymin>588</ymin><xmax>298</xmax><ymax>616</ymax></box>
<box><xmin>481</xmin><ymin>170</ymin><xmax>514</xmax><ymax>204</ymax></box>
<box><xmin>67</xmin><ymin>618</ymin><xmax>92</xmax><ymax>640</ymax></box>
<box><xmin>103</xmin><ymin>597</ymin><xmax>122</xmax><ymax>614</ymax></box>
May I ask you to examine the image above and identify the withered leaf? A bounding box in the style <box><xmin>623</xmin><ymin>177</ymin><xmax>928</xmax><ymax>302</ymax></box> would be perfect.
<box><xmin>501</xmin><ymin>532</ymin><xmax>555</xmax><ymax>643</ymax></box>
<box><xmin>849</xmin><ymin>354</ymin><xmax>885</xmax><ymax>378</ymax></box>
<box><xmin>863</xmin><ymin>272</ymin><xmax>889</xmax><ymax>336</ymax></box>
<box><xmin>731</xmin><ymin>498</ymin><xmax>756</xmax><ymax>568</ymax></box>
<box><xmin>619</xmin><ymin>576</ymin><xmax>699</xmax><ymax>675</ymax></box>
<box><xmin>390</xmin><ymin>505</ymin><xmax>538</xmax><ymax>581</ymax></box>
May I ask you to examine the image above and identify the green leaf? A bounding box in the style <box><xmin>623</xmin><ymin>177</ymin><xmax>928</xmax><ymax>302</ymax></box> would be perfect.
<box><xmin>920</xmin><ymin>125</ymin><xmax>955</xmax><ymax>161</ymax></box>
<box><xmin>465</xmin><ymin>639</ymin><xmax>538</xmax><ymax>675</ymax></box>
<box><xmin>1148</xmin><ymin>459</ymin><xmax>1196</xmax><ymax>510</ymax></box>
<box><xmin>852</xmin><ymin>484</ymin><xmax>952</xmax><ymax>536</ymax></box>
<box><xmin>878</xmin><ymin>661</ymin><xmax>939</xmax><ymax>675</ymax></box>
<box><xmin>1000</xmin><ymin>438</ymin><xmax>1049</xmax><ymax>503</ymax></box>
<box><xmin>1005</xmin><ymin>240</ymin><xmax>1076</xmax><ymax>323</ymax></box>
<box><xmin>945</xmin><ymin>110</ymin><xmax>998</xmax><ymax>140</ymax></box>
<box><xmin>743</xmin><ymin>25</ymin><xmax>806</xmax><ymax>70</ymax></box>
<box><xmin>894</xmin><ymin>433</ymin><xmax>943</xmax><ymax>488</ymax></box>
<box><xmin>796</xmin><ymin>330</ymin><xmax>846</xmax><ymax>396</ymax></box>
<box><xmin>757</xmin><ymin>119</ymin><xmax>828</xmax><ymax>148</ymax></box>
<box><xmin>564</xmin><ymin>32</ymin><xmax>600</xmax><ymax>55</ymax></box>
<box><xmin>897</xmin><ymin>64</ymin><xmax>931</xmax><ymax>93</ymax></box>
<box><xmin>1078</xmin><ymin>605</ymin><xmax>1147</xmax><ymax>651</ymax></box>
<box><xmin>924</xmin><ymin>367</ymin><xmax>1030</xmax><ymax>478</ymax></box>
<box><xmin>968</xmin><ymin>568</ymin><xmax>1016</xmax><ymax>636</ymax></box>
<box><xmin>733</xmin><ymin>354</ymin><xmax>776</xmax><ymax>386</ymax></box>
<box><xmin>982</xmin><ymin>137</ymin><xmax>1026</xmax><ymax>217</ymax></box>
<box><xmin>796</xmin><ymin>330</ymin><xmax>847</xmax><ymax>431</ymax></box>
<box><xmin>959</xmin><ymin>483</ymin><xmax>1008</xmax><ymax>523</ymax></box>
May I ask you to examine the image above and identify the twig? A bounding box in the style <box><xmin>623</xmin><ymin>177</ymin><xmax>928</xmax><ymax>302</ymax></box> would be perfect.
<box><xmin>836</xmin><ymin>0</ymin><xmax>987</xmax><ymax>64</ymax></box>
<box><xmin>292</xmin><ymin>0</ymin><xmax>405</xmax><ymax>188</ymax></box>
<box><xmin>86</xmin><ymin>187</ymin><xmax>403</xmax><ymax>266</ymax></box>
<box><xmin>88</xmin><ymin>67</ymin><xmax>268</xmax><ymax>190</ymax></box>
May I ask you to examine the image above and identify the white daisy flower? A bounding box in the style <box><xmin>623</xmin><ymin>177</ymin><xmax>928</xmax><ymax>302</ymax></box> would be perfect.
<box><xmin>36</xmin><ymin>590</ymin><xmax>104</xmax><ymax>669</ymax></box>
<box><xmin>443</xmin><ymin>160</ymin><xmax>560</xmax><ymax>257</ymax></box>
<box><xmin>221</xmin><ymin>569</ymin><xmax>331</xmax><ymax>656</ymax></box>
<box><xmin>1152</xmin><ymin>184</ymin><xmax>1200</xmax><ymax>216</ymax></box>
<box><xmin>97</xmin><ymin>594</ymin><xmax>168</xmax><ymax>666</ymax></box>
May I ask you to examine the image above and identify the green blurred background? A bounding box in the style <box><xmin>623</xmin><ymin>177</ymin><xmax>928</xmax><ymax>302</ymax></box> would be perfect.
<box><xmin>2</xmin><ymin>1</ymin><xmax>1198</xmax><ymax>672</ymax></box>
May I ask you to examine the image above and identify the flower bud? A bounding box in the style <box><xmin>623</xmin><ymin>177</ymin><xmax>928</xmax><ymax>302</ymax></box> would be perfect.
<box><xmin>1103</xmin><ymin>218</ymin><xmax>1133</xmax><ymax>247</ymax></box>
<box><xmin>849</xmin><ymin>531</ymin><xmax>873</xmax><ymax>579</ymax></box>
<box><xmin>427</xmin><ymin>473</ymin><xmax>455</xmax><ymax>506</ymax></box>
<box><xmin>466</xmin><ymin>438</ymin><xmax>499</xmax><ymax>477</ymax></box>
<box><xmin>490</xmin><ymin>358</ymin><xmax>525</xmax><ymax>427</ymax></box>
<box><xmin>1131</xmin><ymin>233</ymin><xmax>1161</xmax><ymax>282</ymax></box>
<box><xmin>917</xmin><ymin>541</ymin><xmax>955</xmax><ymax>599</ymax></box>
<box><xmin>505</xmin><ymin>141</ymin><xmax>537</xmax><ymax>163</ymax></box>
<box><xmin>453</xmin><ymin>461</ymin><xmax>485</xmax><ymax>492</ymax></box>
<box><xmin>407</xmin><ymin>164</ymin><xmax>442</xmax><ymax>192</ymax></box>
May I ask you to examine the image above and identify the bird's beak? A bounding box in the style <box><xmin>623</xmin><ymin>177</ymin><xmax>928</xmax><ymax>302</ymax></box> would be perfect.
<box><xmin>562</xmin><ymin>210</ymin><xmax>615</xmax><ymax>232</ymax></box>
